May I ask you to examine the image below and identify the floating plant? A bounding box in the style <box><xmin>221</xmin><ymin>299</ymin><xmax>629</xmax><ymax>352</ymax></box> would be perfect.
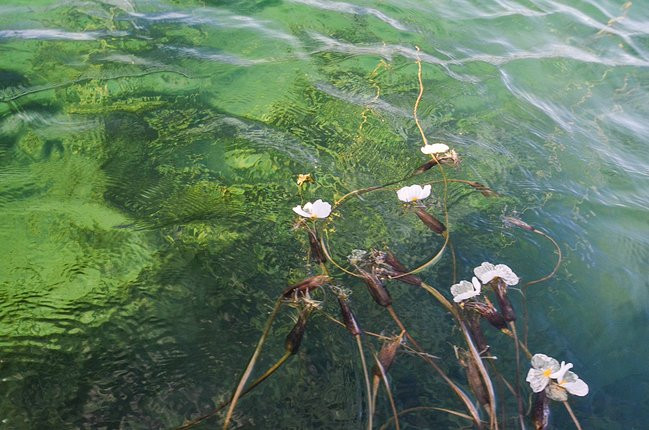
<box><xmin>178</xmin><ymin>48</ymin><xmax>585</xmax><ymax>430</ymax></box>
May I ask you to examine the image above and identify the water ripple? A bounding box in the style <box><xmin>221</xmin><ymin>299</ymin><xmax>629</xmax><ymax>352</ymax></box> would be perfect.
<box><xmin>290</xmin><ymin>0</ymin><xmax>409</xmax><ymax>31</ymax></box>
<box><xmin>0</xmin><ymin>29</ymin><xmax>128</xmax><ymax>41</ymax></box>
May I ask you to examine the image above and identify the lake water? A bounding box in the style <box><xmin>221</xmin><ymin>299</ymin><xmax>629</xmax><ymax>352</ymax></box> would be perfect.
<box><xmin>1</xmin><ymin>0</ymin><xmax>648</xmax><ymax>429</ymax></box>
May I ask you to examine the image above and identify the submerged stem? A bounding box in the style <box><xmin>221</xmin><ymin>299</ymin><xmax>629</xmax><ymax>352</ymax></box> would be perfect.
<box><xmin>222</xmin><ymin>299</ymin><xmax>283</xmax><ymax>429</ymax></box>
<box><xmin>563</xmin><ymin>401</ymin><xmax>584</xmax><ymax>430</ymax></box>
<box><xmin>356</xmin><ymin>335</ymin><xmax>374</xmax><ymax>430</ymax></box>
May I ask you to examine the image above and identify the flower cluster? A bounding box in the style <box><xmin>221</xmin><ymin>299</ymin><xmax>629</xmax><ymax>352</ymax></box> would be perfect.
<box><xmin>450</xmin><ymin>262</ymin><xmax>518</xmax><ymax>303</ymax></box>
<box><xmin>526</xmin><ymin>353</ymin><xmax>589</xmax><ymax>400</ymax></box>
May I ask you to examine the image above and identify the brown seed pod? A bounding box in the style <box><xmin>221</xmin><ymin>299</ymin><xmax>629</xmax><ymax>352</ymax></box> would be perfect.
<box><xmin>457</xmin><ymin>349</ymin><xmax>489</xmax><ymax>407</ymax></box>
<box><xmin>466</xmin><ymin>181</ymin><xmax>498</xmax><ymax>197</ymax></box>
<box><xmin>337</xmin><ymin>296</ymin><xmax>361</xmax><ymax>336</ymax></box>
<box><xmin>492</xmin><ymin>278</ymin><xmax>516</xmax><ymax>322</ymax></box>
<box><xmin>532</xmin><ymin>391</ymin><xmax>550</xmax><ymax>430</ymax></box>
<box><xmin>360</xmin><ymin>269</ymin><xmax>392</xmax><ymax>307</ymax></box>
<box><xmin>467</xmin><ymin>314</ymin><xmax>490</xmax><ymax>355</ymax></box>
<box><xmin>284</xmin><ymin>310</ymin><xmax>310</xmax><ymax>355</ymax></box>
<box><xmin>282</xmin><ymin>275</ymin><xmax>330</xmax><ymax>298</ymax></box>
<box><xmin>414</xmin><ymin>207</ymin><xmax>446</xmax><ymax>234</ymax></box>
<box><xmin>502</xmin><ymin>216</ymin><xmax>535</xmax><ymax>232</ymax></box>
<box><xmin>372</xmin><ymin>335</ymin><xmax>402</xmax><ymax>377</ymax></box>
<box><xmin>382</xmin><ymin>250</ymin><xmax>422</xmax><ymax>286</ymax></box>
<box><xmin>464</xmin><ymin>300</ymin><xmax>507</xmax><ymax>330</ymax></box>
<box><xmin>307</xmin><ymin>230</ymin><xmax>326</xmax><ymax>264</ymax></box>
<box><xmin>412</xmin><ymin>158</ymin><xmax>440</xmax><ymax>175</ymax></box>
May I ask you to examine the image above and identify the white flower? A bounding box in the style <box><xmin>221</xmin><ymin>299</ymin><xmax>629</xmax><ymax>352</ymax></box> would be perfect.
<box><xmin>292</xmin><ymin>199</ymin><xmax>332</xmax><ymax>219</ymax></box>
<box><xmin>450</xmin><ymin>277</ymin><xmax>482</xmax><ymax>303</ymax></box>
<box><xmin>474</xmin><ymin>262</ymin><xmax>519</xmax><ymax>286</ymax></box>
<box><xmin>526</xmin><ymin>353</ymin><xmax>560</xmax><ymax>393</ymax></box>
<box><xmin>397</xmin><ymin>184</ymin><xmax>431</xmax><ymax>202</ymax></box>
<box><xmin>421</xmin><ymin>143</ymin><xmax>449</xmax><ymax>155</ymax></box>
<box><xmin>551</xmin><ymin>361</ymin><xmax>589</xmax><ymax>396</ymax></box>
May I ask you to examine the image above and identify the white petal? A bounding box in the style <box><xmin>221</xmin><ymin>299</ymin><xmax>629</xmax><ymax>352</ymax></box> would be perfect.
<box><xmin>526</xmin><ymin>369</ymin><xmax>550</xmax><ymax>393</ymax></box>
<box><xmin>550</xmin><ymin>361</ymin><xmax>573</xmax><ymax>382</ymax></box>
<box><xmin>397</xmin><ymin>186</ymin><xmax>411</xmax><ymax>202</ymax></box>
<box><xmin>420</xmin><ymin>184</ymin><xmax>431</xmax><ymax>199</ymax></box>
<box><xmin>530</xmin><ymin>354</ymin><xmax>560</xmax><ymax>371</ymax></box>
<box><xmin>311</xmin><ymin>199</ymin><xmax>332</xmax><ymax>218</ymax></box>
<box><xmin>450</xmin><ymin>280</ymin><xmax>479</xmax><ymax>302</ymax></box>
<box><xmin>564</xmin><ymin>379</ymin><xmax>589</xmax><ymax>396</ymax></box>
<box><xmin>471</xmin><ymin>277</ymin><xmax>482</xmax><ymax>295</ymax></box>
<box><xmin>494</xmin><ymin>264</ymin><xmax>519</xmax><ymax>285</ymax></box>
<box><xmin>474</xmin><ymin>262</ymin><xmax>497</xmax><ymax>283</ymax></box>
<box><xmin>474</xmin><ymin>262</ymin><xmax>519</xmax><ymax>285</ymax></box>
<box><xmin>421</xmin><ymin>143</ymin><xmax>449</xmax><ymax>154</ymax></box>
<box><xmin>292</xmin><ymin>205</ymin><xmax>311</xmax><ymax>218</ymax></box>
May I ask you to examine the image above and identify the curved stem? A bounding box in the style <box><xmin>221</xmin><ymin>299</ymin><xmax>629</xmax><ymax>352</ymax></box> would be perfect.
<box><xmin>563</xmin><ymin>401</ymin><xmax>583</xmax><ymax>430</ymax></box>
<box><xmin>222</xmin><ymin>299</ymin><xmax>283</xmax><ymax>429</ymax></box>
<box><xmin>523</xmin><ymin>228</ymin><xmax>562</xmax><ymax>346</ymax></box>
<box><xmin>385</xmin><ymin>303</ymin><xmax>483</xmax><ymax>429</ymax></box>
<box><xmin>379</xmin><ymin>405</ymin><xmax>479</xmax><ymax>430</ymax></box>
<box><xmin>177</xmin><ymin>351</ymin><xmax>291</xmax><ymax>429</ymax></box>
<box><xmin>373</xmin><ymin>353</ymin><xmax>401</xmax><ymax>430</ymax></box>
<box><xmin>508</xmin><ymin>322</ymin><xmax>527</xmax><ymax>430</ymax></box>
<box><xmin>356</xmin><ymin>335</ymin><xmax>374</xmax><ymax>430</ymax></box>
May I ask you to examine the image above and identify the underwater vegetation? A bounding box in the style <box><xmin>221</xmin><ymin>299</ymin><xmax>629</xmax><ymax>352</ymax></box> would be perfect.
<box><xmin>177</xmin><ymin>52</ymin><xmax>588</xmax><ymax>430</ymax></box>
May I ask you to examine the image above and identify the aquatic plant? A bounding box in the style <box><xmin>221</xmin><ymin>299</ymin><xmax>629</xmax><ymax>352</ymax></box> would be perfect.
<box><xmin>177</xmin><ymin>47</ymin><xmax>587</xmax><ymax>430</ymax></box>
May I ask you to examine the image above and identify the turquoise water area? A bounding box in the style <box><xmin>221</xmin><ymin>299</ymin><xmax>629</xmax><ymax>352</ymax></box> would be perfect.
<box><xmin>1</xmin><ymin>0</ymin><xmax>648</xmax><ymax>428</ymax></box>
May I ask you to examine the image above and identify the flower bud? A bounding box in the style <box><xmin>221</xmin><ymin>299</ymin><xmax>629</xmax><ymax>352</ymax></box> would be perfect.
<box><xmin>337</xmin><ymin>296</ymin><xmax>361</xmax><ymax>336</ymax></box>
<box><xmin>284</xmin><ymin>310</ymin><xmax>309</xmax><ymax>355</ymax></box>
<box><xmin>464</xmin><ymin>300</ymin><xmax>507</xmax><ymax>330</ymax></box>
<box><xmin>360</xmin><ymin>269</ymin><xmax>392</xmax><ymax>307</ymax></box>
<box><xmin>307</xmin><ymin>230</ymin><xmax>326</xmax><ymax>264</ymax></box>
<box><xmin>381</xmin><ymin>250</ymin><xmax>422</xmax><ymax>286</ymax></box>
<box><xmin>372</xmin><ymin>336</ymin><xmax>402</xmax><ymax>377</ymax></box>
<box><xmin>414</xmin><ymin>207</ymin><xmax>446</xmax><ymax>234</ymax></box>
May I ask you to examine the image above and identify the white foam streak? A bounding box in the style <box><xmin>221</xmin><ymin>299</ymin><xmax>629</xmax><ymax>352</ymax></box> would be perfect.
<box><xmin>0</xmin><ymin>29</ymin><xmax>127</xmax><ymax>41</ymax></box>
<box><xmin>290</xmin><ymin>0</ymin><xmax>409</xmax><ymax>31</ymax></box>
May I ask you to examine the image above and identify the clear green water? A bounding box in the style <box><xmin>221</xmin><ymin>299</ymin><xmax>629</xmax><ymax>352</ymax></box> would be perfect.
<box><xmin>1</xmin><ymin>0</ymin><xmax>648</xmax><ymax>428</ymax></box>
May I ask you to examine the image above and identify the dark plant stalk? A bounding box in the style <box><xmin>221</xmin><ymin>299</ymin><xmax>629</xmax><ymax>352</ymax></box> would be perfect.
<box><xmin>222</xmin><ymin>299</ymin><xmax>283</xmax><ymax>429</ymax></box>
<box><xmin>508</xmin><ymin>322</ymin><xmax>527</xmax><ymax>430</ymax></box>
<box><xmin>337</xmin><ymin>296</ymin><xmax>373</xmax><ymax>430</ymax></box>
<box><xmin>176</xmin><ymin>351</ymin><xmax>292</xmax><ymax>430</ymax></box>
<box><xmin>531</xmin><ymin>391</ymin><xmax>550</xmax><ymax>430</ymax></box>
<box><xmin>492</xmin><ymin>278</ymin><xmax>516</xmax><ymax>322</ymax></box>
<box><xmin>385</xmin><ymin>303</ymin><xmax>484</xmax><ymax>429</ymax></box>
<box><xmin>373</xmin><ymin>353</ymin><xmax>401</xmax><ymax>430</ymax></box>
<box><xmin>419</xmin><ymin>282</ymin><xmax>497</xmax><ymax>429</ymax></box>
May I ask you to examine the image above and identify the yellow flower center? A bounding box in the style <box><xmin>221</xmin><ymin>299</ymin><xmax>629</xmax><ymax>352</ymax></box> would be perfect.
<box><xmin>542</xmin><ymin>369</ymin><xmax>552</xmax><ymax>378</ymax></box>
<box><xmin>410</xmin><ymin>197</ymin><xmax>418</xmax><ymax>201</ymax></box>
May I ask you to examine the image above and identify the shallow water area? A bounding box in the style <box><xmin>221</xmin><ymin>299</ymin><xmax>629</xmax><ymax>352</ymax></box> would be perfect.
<box><xmin>1</xmin><ymin>0</ymin><xmax>649</xmax><ymax>428</ymax></box>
